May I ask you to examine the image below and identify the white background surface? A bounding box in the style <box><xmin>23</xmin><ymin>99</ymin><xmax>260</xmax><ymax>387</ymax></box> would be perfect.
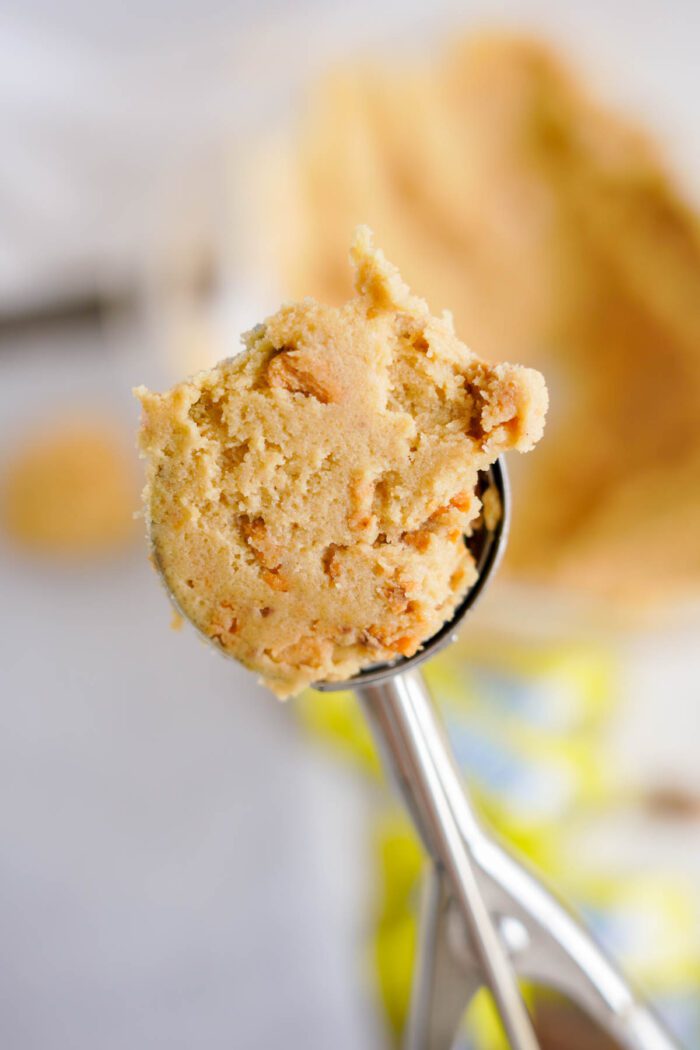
<box><xmin>0</xmin><ymin>325</ymin><xmax>383</xmax><ymax>1049</ymax></box>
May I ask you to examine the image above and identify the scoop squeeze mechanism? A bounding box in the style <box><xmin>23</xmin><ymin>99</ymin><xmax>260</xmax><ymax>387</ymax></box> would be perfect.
<box><xmin>318</xmin><ymin>460</ymin><xmax>678</xmax><ymax>1050</ymax></box>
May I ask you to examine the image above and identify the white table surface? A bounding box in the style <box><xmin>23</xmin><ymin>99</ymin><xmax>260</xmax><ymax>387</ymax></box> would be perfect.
<box><xmin>0</xmin><ymin>323</ymin><xmax>384</xmax><ymax>1050</ymax></box>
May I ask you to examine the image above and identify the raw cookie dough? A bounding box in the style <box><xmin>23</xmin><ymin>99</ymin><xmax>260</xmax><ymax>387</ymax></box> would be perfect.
<box><xmin>136</xmin><ymin>229</ymin><xmax>547</xmax><ymax>696</ymax></box>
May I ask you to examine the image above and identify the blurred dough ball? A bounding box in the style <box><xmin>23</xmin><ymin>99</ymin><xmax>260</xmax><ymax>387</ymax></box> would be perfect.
<box><xmin>254</xmin><ymin>32</ymin><xmax>700</xmax><ymax>606</ymax></box>
<box><xmin>2</xmin><ymin>415</ymin><xmax>138</xmax><ymax>556</ymax></box>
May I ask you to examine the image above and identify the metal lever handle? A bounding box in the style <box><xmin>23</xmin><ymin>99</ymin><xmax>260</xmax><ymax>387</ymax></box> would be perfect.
<box><xmin>357</xmin><ymin>667</ymin><xmax>680</xmax><ymax>1050</ymax></box>
<box><xmin>405</xmin><ymin>673</ymin><xmax>680</xmax><ymax>1050</ymax></box>
<box><xmin>357</xmin><ymin>670</ymin><xmax>539</xmax><ymax>1050</ymax></box>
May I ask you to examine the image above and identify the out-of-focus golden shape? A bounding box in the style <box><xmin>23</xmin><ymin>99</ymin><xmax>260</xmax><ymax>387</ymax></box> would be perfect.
<box><xmin>2</xmin><ymin>416</ymin><xmax>138</xmax><ymax>556</ymax></box>
<box><xmin>260</xmin><ymin>31</ymin><xmax>700</xmax><ymax>604</ymax></box>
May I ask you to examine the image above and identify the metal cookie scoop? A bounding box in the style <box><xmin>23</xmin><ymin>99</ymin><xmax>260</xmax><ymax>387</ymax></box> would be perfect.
<box><xmin>316</xmin><ymin>461</ymin><xmax>679</xmax><ymax>1050</ymax></box>
<box><xmin>152</xmin><ymin>459</ymin><xmax>679</xmax><ymax>1050</ymax></box>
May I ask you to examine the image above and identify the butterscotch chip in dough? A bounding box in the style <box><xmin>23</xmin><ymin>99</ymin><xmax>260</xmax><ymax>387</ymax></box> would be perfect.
<box><xmin>136</xmin><ymin>228</ymin><xmax>547</xmax><ymax>696</ymax></box>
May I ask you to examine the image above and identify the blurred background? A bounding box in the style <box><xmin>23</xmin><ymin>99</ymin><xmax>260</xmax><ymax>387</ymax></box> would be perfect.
<box><xmin>1</xmin><ymin>1</ymin><xmax>700</xmax><ymax>1047</ymax></box>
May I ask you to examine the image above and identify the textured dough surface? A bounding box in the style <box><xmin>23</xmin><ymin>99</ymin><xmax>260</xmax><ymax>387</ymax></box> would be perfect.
<box><xmin>136</xmin><ymin>229</ymin><xmax>546</xmax><ymax>696</ymax></box>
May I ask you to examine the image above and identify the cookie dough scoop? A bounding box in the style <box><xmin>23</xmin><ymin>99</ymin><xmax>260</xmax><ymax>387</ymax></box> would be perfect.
<box><xmin>136</xmin><ymin>231</ymin><xmax>675</xmax><ymax>1049</ymax></box>
<box><xmin>136</xmin><ymin>228</ymin><xmax>547</xmax><ymax>699</ymax></box>
<box><xmin>321</xmin><ymin>463</ymin><xmax>678</xmax><ymax>1050</ymax></box>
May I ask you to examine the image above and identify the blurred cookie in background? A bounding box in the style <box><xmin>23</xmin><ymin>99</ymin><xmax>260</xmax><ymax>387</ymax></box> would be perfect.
<box><xmin>2</xmin><ymin>414</ymin><xmax>139</xmax><ymax>557</ymax></box>
<box><xmin>255</xmin><ymin>31</ymin><xmax>700</xmax><ymax>608</ymax></box>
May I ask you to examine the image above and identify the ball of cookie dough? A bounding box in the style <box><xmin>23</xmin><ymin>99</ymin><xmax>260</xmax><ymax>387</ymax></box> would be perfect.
<box><xmin>136</xmin><ymin>228</ymin><xmax>547</xmax><ymax>696</ymax></box>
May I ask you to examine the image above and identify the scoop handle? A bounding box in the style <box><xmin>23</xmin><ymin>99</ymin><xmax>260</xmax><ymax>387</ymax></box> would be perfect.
<box><xmin>356</xmin><ymin>669</ymin><xmax>540</xmax><ymax>1050</ymax></box>
<box><xmin>356</xmin><ymin>668</ymin><xmax>679</xmax><ymax>1050</ymax></box>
